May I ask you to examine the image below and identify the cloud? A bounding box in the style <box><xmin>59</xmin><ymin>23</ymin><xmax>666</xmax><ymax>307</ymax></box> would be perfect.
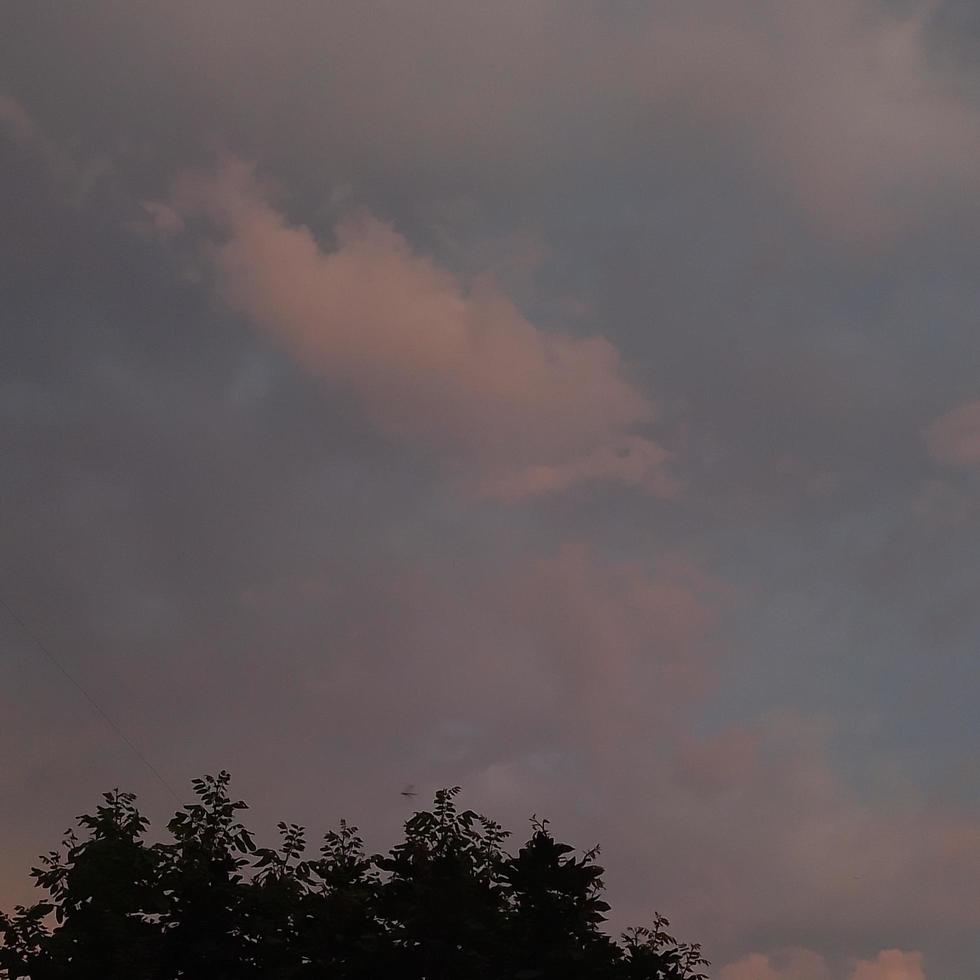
<box><xmin>850</xmin><ymin>950</ymin><xmax>926</xmax><ymax>980</ymax></box>
<box><xmin>500</xmin><ymin>543</ymin><xmax>719</xmax><ymax>744</ymax></box>
<box><xmin>589</xmin><ymin>702</ymin><xmax>980</xmax><ymax>957</ymax></box>
<box><xmin>128</xmin><ymin>0</ymin><xmax>980</xmax><ymax>241</ymax></box>
<box><xmin>719</xmin><ymin>948</ymin><xmax>925</xmax><ymax>980</ymax></box>
<box><xmin>5</xmin><ymin>4</ymin><xmax>980</xmax><ymax>975</ymax></box>
<box><xmin>138</xmin><ymin>200</ymin><xmax>185</xmax><ymax>237</ymax></box>
<box><xmin>925</xmin><ymin>399</ymin><xmax>980</xmax><ymax>467</ymax></box>
<box><xmin>478</xmin><ymin>435</ymin><xmax>679</xmax><ymax>502</ymax></box>
<box><xmin>573</xmin><ymin>0</ymin><xmax>980</xmax><ymax>241</ymax></box>
<box><xmin>154</xmin><ymin>157</ymin><xmax>671</xmax><ymax>499</ymax></box>
<box><xmin>715</xmin><ymin>0</ymin><xmax>980</xmax><ymax>240</ymax></box>
<box><xmin>719</xmin><ymin>948</ymin><xmax>832</xmax><ymax>980</ymax></box>
<box><xmin>267</xmin><ymin>541</ymin><xmax>721</xmax><ymax>757</ymax></box>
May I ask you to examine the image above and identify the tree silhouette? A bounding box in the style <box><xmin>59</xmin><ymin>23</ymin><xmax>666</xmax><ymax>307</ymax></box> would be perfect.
<box><xmin>0</xmin><ymin>773</ymin><xmax>709</xmax><ymax>979</ymax></box>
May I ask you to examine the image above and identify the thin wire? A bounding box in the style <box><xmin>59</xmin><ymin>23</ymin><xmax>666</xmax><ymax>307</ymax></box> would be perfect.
<box><xmin>1</xmin><ymin>596</ymin><xmax>181</xmax><ymax>805</ymax></box>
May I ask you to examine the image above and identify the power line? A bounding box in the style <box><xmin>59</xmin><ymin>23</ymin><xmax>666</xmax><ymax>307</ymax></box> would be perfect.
<box><xmin>1</xmin><ymin>596</ymin><xmax>181</xmax><ymax>805</ymax></box>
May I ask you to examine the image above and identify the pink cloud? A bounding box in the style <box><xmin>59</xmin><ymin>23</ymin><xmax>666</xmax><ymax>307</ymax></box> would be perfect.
<box><xmin>719</xmin><ymin>948</ymin><xmax>832</xmax><ymax>980</ymax></box>
<box><xmin>719</xmin><ymin>948</ymin><xmax>925</xmax><ymax>980</ymax></box>
<box><xmin>925</xmin><ymin>400</ymin><xmax>980</xmax><ymax>468</ymax></box>
<box><xmin>261</xmin><ymin>547</ymin><xmax>978</xmax><ymax>960</ymax></box>
<box><xmin>475</xmin><ymin>434</ymin><xmax>680</xmax><ymax>501</ymax></box>
<box><xmin>501</xmin><ymin>543</ymin><xmax>719</xmax><ymax>746</ymax></box>
<box><xmin>586</xmin><ymin>702</ymin><xmax>980</xmax><ymax>957</ymax></box>
<box><xmin>156</xmin><ymin>157</ymin><xmax>671</xmax><ymax>499</ymax></box>
<box><xmin>265</xmin><ymin>541</ymin><xmax>721</xmax><ymax>757</ymax></box>
<box><xmin>851</xmin><ymin>949</ymin><xmax>926</xmax><ymax>980</ymax></box>
<box><xmin>138</xmin><ymin>200</ymin><xmax>185</xmax><ymax>237</ymax></box>
<box><xmin>850</xmin><ymin>950</ymin><xmax>926</xmax><ymax>980</ymax></box>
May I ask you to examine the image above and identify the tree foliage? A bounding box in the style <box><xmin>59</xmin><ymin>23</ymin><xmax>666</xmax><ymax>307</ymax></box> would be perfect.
<box><xmin>0</xmin><ymin>773</ymin><xmax>708</xmax><ymax>979</ymax></box>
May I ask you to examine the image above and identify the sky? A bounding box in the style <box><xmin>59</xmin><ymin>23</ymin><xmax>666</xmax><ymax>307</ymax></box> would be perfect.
<box><xmin>2</xmin><ymin>2</ymin><xmax>979</xmax><ymax>977</ymax></box>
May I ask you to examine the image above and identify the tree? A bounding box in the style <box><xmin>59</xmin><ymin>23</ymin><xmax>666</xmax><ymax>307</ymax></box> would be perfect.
<box><xmin>0</xmin><ymin>773</ymin><xmax>709</xmax><ymax>980</ymax></box>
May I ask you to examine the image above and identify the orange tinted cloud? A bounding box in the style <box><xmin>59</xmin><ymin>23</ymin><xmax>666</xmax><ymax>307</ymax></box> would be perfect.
<box><xmin>158</xmin><ymin>158</ymin><xmax>670</xmax><ymax>499</ymax></box>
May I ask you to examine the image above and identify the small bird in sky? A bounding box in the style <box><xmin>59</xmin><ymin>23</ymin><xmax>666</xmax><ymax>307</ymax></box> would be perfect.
<box><xmin>400</xmin><ymin>784</ymin><xmax>418</xmax><ymax>798</ymax></box>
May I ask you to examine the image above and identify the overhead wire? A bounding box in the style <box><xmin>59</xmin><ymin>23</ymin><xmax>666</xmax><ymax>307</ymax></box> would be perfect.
<box><xmin>0</xmin><ymin>595</ymin><xmax>181</xmax><ymax>805</ymax></box>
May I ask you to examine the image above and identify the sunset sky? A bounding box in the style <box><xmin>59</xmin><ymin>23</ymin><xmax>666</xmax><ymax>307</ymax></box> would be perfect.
<box><xmin>2</xmin><ymin>3</ymin><xmax>980</xmax><ymax>977</ymax></box>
